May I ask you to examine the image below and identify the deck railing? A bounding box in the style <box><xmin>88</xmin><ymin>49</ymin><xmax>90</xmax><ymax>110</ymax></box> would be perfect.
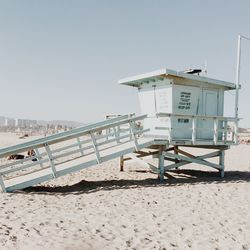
<box><xmin>156</xmin><ymin>113</ymin><xmax>239</xmax><ymax>145</ymax></box>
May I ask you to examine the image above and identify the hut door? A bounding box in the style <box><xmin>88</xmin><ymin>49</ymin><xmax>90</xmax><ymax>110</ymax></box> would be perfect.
<box><xmin>200</xmin><ymin>90</ymin><xmax>218</xmax><ymax>139</ymax></box>
<box><xmin>138</xmin><ymin>86</ymin><xmax>157</xmax><ymax>115</ymax></box>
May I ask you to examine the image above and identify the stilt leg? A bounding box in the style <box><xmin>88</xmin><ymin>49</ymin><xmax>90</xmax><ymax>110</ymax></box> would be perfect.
<box><xmin>219</xmin><ymin>150</ymin><xmax>225</xmax><ymax>178</ymax></box>
<box><xmin>120</xmin><ymin>156</ymin><xmax>124</xmax><ymax>172</ymax></box>
<box><xmin>158</xmin><ymin>146</ymin><xmax>165</xmax><ymax>181</ymax></box>
<box><xmin>174</xmin><ymin>146</ymin><xmax>179</xmax><ymax>169</ymax></box>
<box><xmin>0</xmin><ymin>176</ymin><xmax>6</xmax><ymax>193</ymax></box>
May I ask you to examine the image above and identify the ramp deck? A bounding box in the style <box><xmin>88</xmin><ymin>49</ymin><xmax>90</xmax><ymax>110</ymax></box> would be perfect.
<box><xmin>0</xmin><ymin>115</ymin><xmax>153</xmax><ymax>192</ymax></box>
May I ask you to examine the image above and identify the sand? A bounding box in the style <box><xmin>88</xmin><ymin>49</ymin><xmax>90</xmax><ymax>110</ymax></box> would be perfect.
<box><xmin>0</xmin><ymin>132</ymin><xmax>249</xmax><ymax>250</ymax></box>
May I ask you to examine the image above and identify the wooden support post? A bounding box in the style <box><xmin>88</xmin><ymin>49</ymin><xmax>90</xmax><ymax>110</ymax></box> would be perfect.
<box><xmin>219</xmin><ymin>150</ymin><xmax>225</xmax><ymax>178</ymax></box>
<box><xmin>158</xmin><ymin>146</ymin><xmax>166</xmax><ymax>181</ymax></box>
<box><xmin>44</xmin><ymin>143</ymin><xmax>57</xmax><ymax>178</ymax></box>
<box><xmin>0</xmin><ymin>176</ymin><xmax>6</xmax><ymax>192</ymax></box>
<box><xmin>120</xmin><ymin>156</ymin><xmax>124</xmax><ymax>172</ymax></box>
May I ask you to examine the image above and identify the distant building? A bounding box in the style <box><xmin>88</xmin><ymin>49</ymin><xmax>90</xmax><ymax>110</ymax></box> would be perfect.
<box><xmin>5</xmin><ymin>118</ymin><xmax>15</xmax><ymax>127</ymax></box>
<box><xmin>15</xmin><ymin>119</ymin><xmax>23</xmax><ymax>127</ymax></box>
<box><xmin>0</xmin><ymin>116</ymin><xmax>5</xmax><ymax>126</ymax></box>
<box><xmin>15</xmin><ymin>118</ymin><xmax>37</xmax><ymax>128</ymax></box>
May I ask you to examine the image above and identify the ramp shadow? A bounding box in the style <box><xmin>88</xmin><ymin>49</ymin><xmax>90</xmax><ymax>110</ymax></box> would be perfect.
<box><xmin>19</xmin><ymin>169</ymin><xmax>250</xmax><ymax>195</ymax></box>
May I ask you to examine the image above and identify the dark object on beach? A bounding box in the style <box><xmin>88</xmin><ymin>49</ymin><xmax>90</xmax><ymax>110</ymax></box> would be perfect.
<box><xmin>27</xmin><ymin>149</ymin><xmax>38</xmax><ymax>161</ymax></box>
<box><xmin>8</xmin><ymin>154</ymin><xmax>25</xmax><ymax>160</ymax></box>
<box><xmin>19</xmin><ymin>134</ymin><xmax>29</xmax><ymax>139</ymax></box>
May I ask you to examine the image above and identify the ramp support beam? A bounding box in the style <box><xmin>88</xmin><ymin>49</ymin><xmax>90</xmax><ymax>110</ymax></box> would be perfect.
<box><xmin>163</xmin><ymin>146</ymin><xmax>227</xmax><ymax>177</ymax></box>
<box><xmin>158</xmin><ymin>146</ymin><xmax>166</xmax><ymax>181</ymax></box>
<box><xmin>122</xmin><ymin>145</ymin><xmax>228</xmax><ymax>179</ymax></box>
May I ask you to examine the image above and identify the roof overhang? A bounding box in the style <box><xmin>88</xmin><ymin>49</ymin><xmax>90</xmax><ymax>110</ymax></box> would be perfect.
<box><xmin>118</xmin><ymin>68</ymin><xmax>236</xmax><ymax>90</ymax></box>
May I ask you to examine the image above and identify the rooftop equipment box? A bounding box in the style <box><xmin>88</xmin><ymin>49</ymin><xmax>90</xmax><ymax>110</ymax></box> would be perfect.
<box><xmin>119</xmin><ymin>69</ymin><xmax>236</xmax><ymax>142</ymax></box>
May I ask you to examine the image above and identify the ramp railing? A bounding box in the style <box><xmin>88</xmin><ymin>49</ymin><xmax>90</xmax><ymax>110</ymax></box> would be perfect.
<box><xmin>0</xmin><ymin>114</ymin><xmax>152</xmax><ymax>192</ymax></box>
<box><xmin>156</xmin><ymin>113</ymin><xmax>239</xmax><ymax>145</ymax></box>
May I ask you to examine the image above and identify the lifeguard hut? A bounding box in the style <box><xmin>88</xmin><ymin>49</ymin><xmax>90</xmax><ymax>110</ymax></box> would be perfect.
<box><xmin>119</xmin><ymin>68</ymin><xmax>239</xmax><ymax>179</ymax></box>
<box><xmin>0</xmin><ymin>68</ymin><xmax>240</xmax><ymax>192</ymax></box>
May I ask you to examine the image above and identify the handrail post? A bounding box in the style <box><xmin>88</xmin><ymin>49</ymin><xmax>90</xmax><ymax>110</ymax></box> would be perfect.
<box><xmin>169</xmin><ymin>116</ymin><xmax>172</xmax><ymax>141</ymax></box>
<box><xmin>224</xmin><ymin>120</ymin><xmax>228</xmax><ymax>142</ymax></box>
<box><xmin>129</xmin><ymin>121</ymin><xmax>139</xmax><ymax>151</ymax></box>
<box><xmin>44</xmin><ymin>143</ymin><xmax>57</xmax><ymax>178</ymax></box>
<box><xmin>105</xmin><ymin>128</ymin><xmax>109</xmax><ymax>141</ymax></box>
<box><xmin>34</xmin><ymin>148</ymin><xmax>44</xmax><ymax>168</ymax></box>
<box><xmin>192</xmin><ymin>117</ymin><xmax>196</xmax><ymax>144</ymax></box>
<box><xmin>233</xmin><ymin>122</ymin><xmax>238</xmax><ymax>144</ymax></box>
<box><xmin>90</xmin><ymin>132</ymin><xmax>101</xmax><ymax>164</ymax></box>
<box><xmin>112</xmin><ymin>127</ymin><xmax>120</xmax><ymax>143</ymax></box>
<box><xmin>77</xmin><ymin>137</ymin><xmax>84</xmax><ymax>156</ymax></box>
<box><xmin>117</xmin><ymin>125</ymin><xmax>121</xmax><ymax>141</ymax></box>
<box><xmin>213</xmin><ymin>118</ymin><xmax>218</xmax><ymax>145</ymax></box>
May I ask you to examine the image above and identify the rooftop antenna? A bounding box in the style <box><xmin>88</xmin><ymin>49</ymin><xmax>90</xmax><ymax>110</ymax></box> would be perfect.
<box><xmin>235</xmin><ymin>34</ymin><xmax>250</xmax><ymax>135</ymax></box>
<box><xmin>203</xmin><ymin>60</ymin><xmax>207</xmax><ymax>75</ymax></box>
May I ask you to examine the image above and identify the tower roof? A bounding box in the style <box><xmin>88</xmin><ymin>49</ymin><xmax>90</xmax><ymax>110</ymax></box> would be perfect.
<box><xmin>119</xmin><ymin>68</ymin><xmax>236</xmax><ymax>90</ymax></box>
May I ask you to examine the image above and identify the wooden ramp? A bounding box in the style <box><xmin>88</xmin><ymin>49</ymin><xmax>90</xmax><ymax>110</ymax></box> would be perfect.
<box><xmin>0</xmin><ymin>115</ymin><xmax>154</xmax><ymax>192</ymax></box>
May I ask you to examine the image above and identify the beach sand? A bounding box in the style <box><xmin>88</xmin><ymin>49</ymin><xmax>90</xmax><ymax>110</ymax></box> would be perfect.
<box><xmin>0</xmin><ymin>132</ymin><xmax>249</xmax><ymax>250</ymax></box>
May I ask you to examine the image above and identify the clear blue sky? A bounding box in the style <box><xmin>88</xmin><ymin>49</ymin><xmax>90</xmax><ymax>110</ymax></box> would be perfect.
<box><xmin>0</xmin><ymin>0</ymin><xmax>250</xmax><ymax>126</ymax></box>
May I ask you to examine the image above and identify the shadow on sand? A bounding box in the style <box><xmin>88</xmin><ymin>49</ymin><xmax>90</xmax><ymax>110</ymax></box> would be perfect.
<box><xmin>19</xmin><ymin>169</ymin><xmax>250</xmax><ymax>195</ymax></box>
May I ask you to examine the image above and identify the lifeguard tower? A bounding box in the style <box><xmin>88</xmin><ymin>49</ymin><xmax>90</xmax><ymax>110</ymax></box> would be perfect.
<box><xmin>119</xmin><ymin>68</ymin><xmax>239</xmax><ymax>179</ymax></box>
<box><xmin>0</xmin><ymin>68</ymin><xmax>239</xmax><ymax>192</ymax></box>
